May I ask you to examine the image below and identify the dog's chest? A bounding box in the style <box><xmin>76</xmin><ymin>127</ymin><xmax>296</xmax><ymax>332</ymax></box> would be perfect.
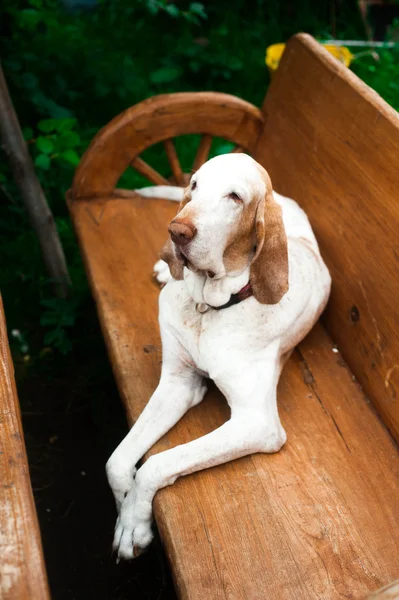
<box><xmin>176</xmin><ymin>304</ymin><xmax>245</xmax><ymax>374</ymax></box>
<box><xmin>160</xmin><ymin>281</ymin><xmax>274</xmax><ymax>374</ymax></box>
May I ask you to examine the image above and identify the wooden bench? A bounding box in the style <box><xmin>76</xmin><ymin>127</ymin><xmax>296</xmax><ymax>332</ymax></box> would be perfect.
<box><xmin>67</xmin><ymin>34</ymin><xmax>399</xmax><ymax>600</ymax></box>
<box><xmin>0</xmin><ymin>296</ymin><xmax>50</xmax><ymax>599</ymax></box>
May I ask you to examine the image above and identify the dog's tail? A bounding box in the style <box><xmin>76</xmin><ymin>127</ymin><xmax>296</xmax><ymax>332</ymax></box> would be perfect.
<box><xmin>134</xmin><ymin>185</ymin><xmax>184</xmax><ymax>203</ymax></box>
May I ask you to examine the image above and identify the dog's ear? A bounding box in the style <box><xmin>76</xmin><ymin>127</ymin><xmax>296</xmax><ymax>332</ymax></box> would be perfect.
<box><xmin>159</xmin><ymin>185</ymin><xmax>192</xmax><ymax>281</ymax></box>
<box><xmin>250</xmin><ymin>188</ymin><xmax>289</xmax><ymax>304</ymax></box>
<box><xmin>160</xmin><ymin>238</ymin><xmax>184</xmax><ymax>280</ymax></box>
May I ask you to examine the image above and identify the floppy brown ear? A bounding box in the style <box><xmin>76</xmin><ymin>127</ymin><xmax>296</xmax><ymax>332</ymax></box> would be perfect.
<box><xmin>250</xmin><ymin>189</ymin><xmax>289</xmax><ymax>304</ymax></box>
<box><xmin>160</xmin><ymin>238</ymin><xmax>184</xmax><ymax>280</ymax></box>
<box><xmin>159</xmin><ymin>185</ymin><xmax>192</xmax><ymax>281</ymax></box>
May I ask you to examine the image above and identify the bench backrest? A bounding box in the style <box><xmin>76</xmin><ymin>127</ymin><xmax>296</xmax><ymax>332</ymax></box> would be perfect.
<box><xmin>254</xmin><ymin>34</ymin><xmax>399</xmax><ymax>443</ymax></box>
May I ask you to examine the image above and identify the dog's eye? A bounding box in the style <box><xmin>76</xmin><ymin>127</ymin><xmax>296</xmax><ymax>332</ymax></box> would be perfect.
<box><xmin>191</xmin><ymin>180</ymin><xmax>197</xmax><ymax>191</ymax></box>
<box><xmin>227</xmin><ymin>191</ymin><xmax>243</xmax><ymax>204</ymax></box>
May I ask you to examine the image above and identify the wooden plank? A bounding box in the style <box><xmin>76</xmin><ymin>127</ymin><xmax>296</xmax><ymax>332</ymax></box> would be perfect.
<box><xmin>0</xmin><ymin>296</ymin><xmax>50</xmax><ymax>599</ymax></box>
<box><xmin>69</xmin><ymin>194</ymin><xmax>399</xmax><ymax>599</ymax></box>
<box><xmin>254</xmin><ymin>33</ymin><xmax>399</xmax><ymax>443</ymax></box>
<box><xmin>72</xmin><ymin>92</ymin><xmax>264</xmax><ymax>199</ymax></box>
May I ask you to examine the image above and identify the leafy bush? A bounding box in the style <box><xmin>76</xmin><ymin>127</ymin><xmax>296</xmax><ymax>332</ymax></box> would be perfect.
<box><xmin>28</xmin><ymin>117</ymin><xmax>82</xmax><ymax>171</ymax></box>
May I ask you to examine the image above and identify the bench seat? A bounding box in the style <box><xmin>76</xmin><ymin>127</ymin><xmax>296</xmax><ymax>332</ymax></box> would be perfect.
<box><xmin>69</xmin><ymin>194</ymin><xmax>399</xmax><ymax>600</ymax></box>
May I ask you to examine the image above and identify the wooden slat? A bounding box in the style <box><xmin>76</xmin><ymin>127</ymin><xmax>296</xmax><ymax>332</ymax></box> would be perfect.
<box><xmin>164</xmin><ymin>139</ymin><xmax>185</xmax><ymax>186</ymax></box>
<box><xmin>0</xmin><ymin>296</ymin><xmax>50</xmax><ymax>599</ymax></box>
<box><xmin>72</xmin><ymin>92</ymin><xmax>264</xmax><ymax>198</ymax></box>
<box><xmin>254</xmin><ymin>33</ymin><xmax>399</xmax><ymax>443</ymax></box>
<box><xmin>131</xmin><ymin>156</ymin><xmax>170</xmax><ymax>186</ymax></box>
<box><xmin>68</xmin><ymin>194</ymin><xmax>399</xmax><ymax>600</ymax></box>
<box><xmin>192</xmin><ymin>134</ymin><xmax>213</xmax><ymax>171</ymax></box>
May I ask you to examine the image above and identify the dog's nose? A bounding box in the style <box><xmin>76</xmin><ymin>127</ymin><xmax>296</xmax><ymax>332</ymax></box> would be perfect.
<box><xmin>168</xmin><ymin>220</ymin><xmax>197</xmax><ymax>246</ymax></box>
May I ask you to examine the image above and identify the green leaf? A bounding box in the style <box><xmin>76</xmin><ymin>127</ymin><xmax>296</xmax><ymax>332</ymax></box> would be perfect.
<box><xmin>43</xmin><ymin>329</ymin><xmax>60</xmax><ymax>345</ymax></box>
<box><xmin>38</xmin><ymin>118</ymin><xmax>77</xmax><ymax>133</ymax></box>
<box><xmin>38</xmin><ymin>119</ymin><xmax>58</xmax><ymax>133</ymax></box>
<box><xmin>19</xmin><ymin>9</ymin><xmax>40</xmax><ymax>29</ymax></box>
<box><xmin>34</xmin><ymin>154</ymin><xmax>50</xmax><ymax>170</ymax></box>
<box><xmin>165</xmin><ymin>4</ymin><xmax>179</xmax><ymax>17</ymax></box>
<box><xmin>146</xmin><ymin>0</ymin><xmax>160</xmax><ymax>15</ymax></box>
<box><xmin>61</xmin><ymin>149</ymin><xmax>80</xmax><ymax>166</ymax></box>
<box><xmin>56</xmin><ymin>118</ymin><xmax>78</xmax><ymax>132</ymax></box>
<box><xmin>36</xmin><ymin>136</ymin><xmax>54</xmax><ymax>154</ymax></box>
<box><xmin>57</xmin><ymin>130</ymin><xmax>80</xmax><ymax>149</ymax></box>
<box><xmin>189</xmin><ymin>2</ymin><xmax>207</xmax><ymax>18</ymax></box>
<box><xmin>32</xmin><ymin>93</ymin><xmax>73</xmax><ymax>119</ymax></box>
<box><xmin>150</xmin><ymin>66</ymin><xmax>183</xmax><ymax>84</ymax></box>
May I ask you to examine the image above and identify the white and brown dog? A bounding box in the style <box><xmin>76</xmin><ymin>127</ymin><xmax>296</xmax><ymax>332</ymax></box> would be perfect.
<box><xmin>106</xmin><ymin>153</ymin><xmax>331</xmax><ymax>560</ymax></box>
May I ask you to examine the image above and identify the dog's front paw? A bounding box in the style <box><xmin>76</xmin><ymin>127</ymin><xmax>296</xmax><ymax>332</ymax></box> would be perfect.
<box><xmin>113</xmin><ymin>483</ymin><xmax>154</xmax><ymax>560</ymax></box>
<box><xmin>106</xmin><ymin>455</ymin><xmax>137</xmax><ymax>512</ymax></box>
<box><xmin>153</xmin><ymin>259</ymin><xmax>172</xmax><ymax>285</ymax></box>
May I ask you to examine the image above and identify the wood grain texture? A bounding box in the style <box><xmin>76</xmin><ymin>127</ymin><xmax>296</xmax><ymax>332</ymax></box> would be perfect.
<box><xmin>164</xmin><ymin>139</ymin><xmax>185</xmax><ymax>186</ymax></box>
<box><xmin>0</xmin><ymin>296</ymin><xmax>50</xmax><ymax>599</ymax></box>
<box><xmin>71</xmin><ymin>92</ymin><xmax>264</xmax><ymax>199</ymax></box>
<box><xmin>254</xmin><ymin>33</ymin><xmax>399</xmax><ymax>443</ymax></box>
<box><xmin>68</xmin><ymin>194</ymin><xmax>399</xmax><ymax>600</ymax></box>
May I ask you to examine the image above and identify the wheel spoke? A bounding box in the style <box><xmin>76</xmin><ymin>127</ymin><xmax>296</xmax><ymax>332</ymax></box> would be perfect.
<box><xmin>192</xmin><ymin>134</ymin><xmax>213</xmax><ymax>171</ymax></box>
<box><xmin>231</xmin><ymin>145</ymin><xmax>244</xmax><ymax>153</ymax></box>
<box><xmin>131</xmin><ymin>156</ymin><xmax>170</xmax><ymax>186</ymax></box>
<box><xmin>164</xmin><ymin>139</ymin><xmax>185</xmax><ymax>186</ymax></box>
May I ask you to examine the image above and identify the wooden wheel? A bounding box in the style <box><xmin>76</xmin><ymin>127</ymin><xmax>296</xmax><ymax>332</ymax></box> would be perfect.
<box><xmin>71</xmin><ymin>92</ymin><xmax>264</xmax><ymax>200</ymax></box>
<box><xmin>130</xmin><ymin>135</ymin><xmax>245</xmax><ymax>188</ymax></box>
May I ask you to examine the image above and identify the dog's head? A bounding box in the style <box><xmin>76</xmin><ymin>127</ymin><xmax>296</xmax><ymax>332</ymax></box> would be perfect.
<box><xmin>161</xmin><ymin>153</ymin><xmax>288</xmax><ymax>304</ymax></box>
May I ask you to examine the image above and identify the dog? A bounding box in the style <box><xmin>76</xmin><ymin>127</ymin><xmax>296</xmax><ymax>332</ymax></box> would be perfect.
<box><xmin>106</xmin><ymin>153</ymin><xmax>331</xmax><ymax>560</ymax></box>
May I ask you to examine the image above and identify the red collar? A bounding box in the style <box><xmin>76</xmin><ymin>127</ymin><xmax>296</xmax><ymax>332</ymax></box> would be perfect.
<box><xmin>209</xmin><ymin>282</ymin><xmax>253</xmax><ymax>311</ymax></box>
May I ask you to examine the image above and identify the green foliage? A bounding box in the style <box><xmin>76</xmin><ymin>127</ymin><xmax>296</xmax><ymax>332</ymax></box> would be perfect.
<box><xmin>138</xmin><ymin>0</ymin><xmax>207</xmax><ymax>23</ymax></box>
<box><xmin>28</xmin><ymin>117</ymin><xmax>83</xmax><ymax>172</ymax></box>
<box><xmin>40</xmin><ymin>296</ymin><xmax>81</xmax><ymax>354</ymax></box>
<box><xmin>352</xmin><ymin>48</ymin><xmax>399</xmax><ymax>110</ymax></box>
<box><xmin>0</xmin><ymin>0</ymin><xmax>398</xmax><ymax>366</ymax></box>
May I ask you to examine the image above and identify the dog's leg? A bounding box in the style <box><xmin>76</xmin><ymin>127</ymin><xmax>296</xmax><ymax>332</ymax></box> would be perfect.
<box><xmin>114</xmin><ymin>350</ymin><xmax>286</xmax><ymax>560</ymax></box>
<box><xmin>106</xmin><ymin>338</ymin><xmax>206</xmax><ymax>512</ymax></box>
